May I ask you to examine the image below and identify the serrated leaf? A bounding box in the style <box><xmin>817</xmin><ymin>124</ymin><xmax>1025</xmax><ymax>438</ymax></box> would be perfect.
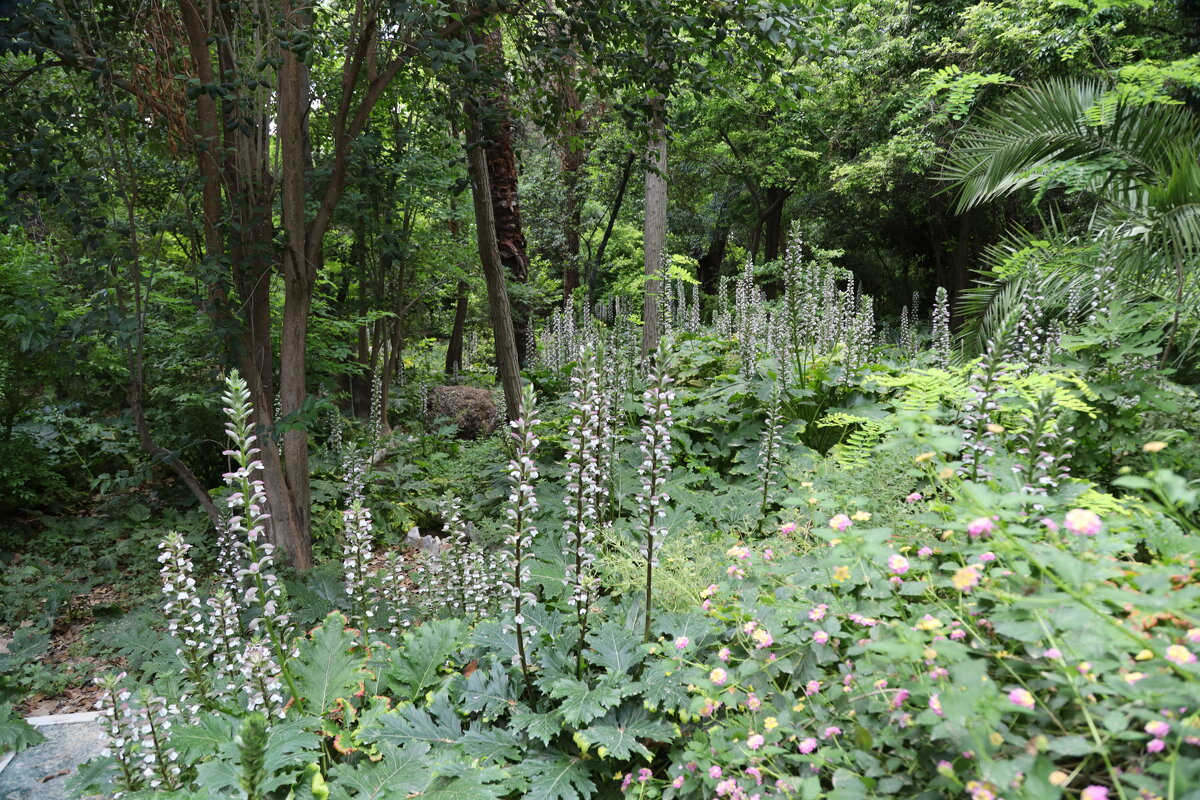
<box><xmin>328</xmin><ymin>740</ymin><xmax>431</xmax><ymax>800</ymax></box>
<box><xmin>510</xmin><ymin>707</ymin><xmax>560</xmax><ymax>746</ymax></box>
<box><xmin>195</xmin><ymin>719</ymin><xmax>320</xmax><ymax>796</ymax></box>
<box><xmin>462</xmin><ymin>662</ymin><xmax>517</xmax><ymax>719</ymax></box>
<box><xmin>292</xmin><ymin>612</ymin><xmax>366</xmax><ymax>714</ymax></box>
<box><xmin>584</xmin><ymin>622</ymin><xmax>643</xmax><ymax>676</ymax></box>
<box><xmin>458</xmin><ymin>725</ymin><xmax>523</xmax><ymax>762</ymax></box>
<box><xmin>378</xmin><ymin>698</ymin><xmax>462</xmax><ymax>749</ymax></box>
<box><xmin>0</xmin><ymin>704</ymin><xmax>43</xmax><ymax>753</ymax></box>
<box><xmin>577</xmin><ymin>705</ymin><xmax>674</xmax><ymax>760</ymax></box>
<box><xmin>513</xmin><ymin>752</ymin><xmax>595</xmax><ymax>800</ymax></box>
<box><xmin>633</xmin><ymin>658</ymin><xmax>691</xmax><ymax>713</ymax></box>
<box><xmin>389</xmin><ymin>620</ymin><xmax>464</xmax><ymax>700</ymax></box>
<box><xmin>171</xmin><ymin>713</ymin><xmax>238</xmax><ymax>761</ymax></box>
<box><xmin>548</xmin><ymin>678</ymin><xmax>625</xmax><ymax>726</ymax></box>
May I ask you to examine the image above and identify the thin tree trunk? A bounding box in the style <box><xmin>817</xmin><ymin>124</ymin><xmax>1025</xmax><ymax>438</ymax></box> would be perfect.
<box><xmin>587</xmin><ymin>150</ymin><xmax>635</xmax><ymax>310</ymax></box>
<box><xmin>446</xmin><ymin>279</ymin><xmax>470</xmax><ymax>375</ymax></box>
<box><xmin>467</xmin><ymin>115</ymin><xmax>522</xmax><ymax>421</ymax></box>
<box><xmin>642</xmin><ymin>112</ymin><xmax>668</xmax><ymax>358</ymax></box>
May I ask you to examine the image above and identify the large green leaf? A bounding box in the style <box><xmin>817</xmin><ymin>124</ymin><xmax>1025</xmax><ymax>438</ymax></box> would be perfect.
<box><xmin>461</xmin><ymin>662</ymin><xmax>517</xmax><ymax>720</ymax></box>
<box><xmin>388</xmin><ymin>620</ymin><xmax>464</xmax><ymax>700</ymax></box>
<box><xmin>577</xmin><ymin>705</ymin><xmax>675</xmax><ymax>760</ymax></box>
<box><xmin>292</xmin><ymin>611</ymin><xmax>366</xmax><ymax>715</ymax></box>
<box><xmin>513</xmin><ymin>752</ymin><xmax>596</xmax><ymax>800</ymax></box>
<box><xmin>547</xmin><ymin>677</ymin><xmax>627</xmax><ymax>726</ymax></box>
<box><xmin>0</xmin><ymin>703</ymin><xmax>43</xmax><ymax>754</ymax></box>
<box><xmin>328</xmin><ymin>740</ymin><xmax>432</xmax><ymax>800</ymax></box>
<box><xmin>583</xmin><ymin>622</ymin><xmax>644</xmax><ymax>676</ymax></box>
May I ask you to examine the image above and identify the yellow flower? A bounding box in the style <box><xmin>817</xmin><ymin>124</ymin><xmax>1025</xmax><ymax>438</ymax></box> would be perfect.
<box><xmin>1049</xmin><ymin>771</ymin><xmax>1069</xmax><ymax>787</ymax></box>
<box><xmin>801</xmin><ymin>481</ymin><xmax>814</xmax><ymax>488</ymax></box>
<box><xmin>763</xmin><ymin>717</ymin><xmax>779</xmax><ymax>731</ymax></box>
<box><xmin>807</xmin><ymin>496</ymin><xmax>819</xmax><ymax>505</ymax></box>
<box><xmin>923</xmin><ymin>648</ymin><xmax>937</xmax><ymax>661</ymax></box>
<box><xmin>915</xmin><ymin>451</ymin><xmax>936</xmax><ymax>463</ymax></box>
<box><xmin>1143</xmin><ymin>441</ymin><xmax>1168</xmax><ymax>453</ymax></box>
<box><xmin>1135</xmin><ymin>649</ymin><xmax>1154</xmax><ymax>661</ymax></box>
<box><xmin>1123</xmin><ymin>672</ymin><xmax>1147</xmax><ymax>684</ymax></box>
<box><xmin>851</xmin><ymin>510</ymin><xmax>872</xmax><ymax>522</ymax></box>
<box><xmin>833</xmin><ymin>565</ymin><xmax>851</xmax><ymax>583</ymax></box>
<box><xmin>916</xmin><ymin>616</ymin><xmax>943</xmax><ymax>631</ymax></box>
<box><xmin>938</xmin><ymin>467</ymin><xmax>955</xmax><ymax>480</ymax></box>
<box><xmin>989</xmin><ymin>731</ymin><xmax>1004</xmax><ymax>747</ymax></box>
<box><xmin>792</xmin><ymin>701</ymin><xmax>805</xmax><ymax>712</ymax></box>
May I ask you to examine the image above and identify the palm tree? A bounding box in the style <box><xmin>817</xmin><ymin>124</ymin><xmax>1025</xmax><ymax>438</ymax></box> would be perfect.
<box><xmin>942</xmin><ymin>78</ymin><xmax>1200</xmax><ymax>366</ymax></box>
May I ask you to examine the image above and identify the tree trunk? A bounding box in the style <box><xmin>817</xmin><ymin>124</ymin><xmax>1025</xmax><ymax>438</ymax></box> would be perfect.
<box><xmin>697</xmin><ymin>226</ymin><xmax>729</xmax><ymax>296</ymax></box>
<box><xmin>562</xmin><ymin>142</ymin><xmax>586</xmax><ymax>304</ymax></box>
<box><xmin>467</xmin><ymin>115</ymin><xmax>523</xmax><ymax>421</ymax></box>
<box><xmin>762</xmin><ymin>186</ymin><xmax>787</xmax><ymax>264</ymax></box>
<box><xmin>642</xmin><ymin>113</ymin><xmax>668</xmax><ymax>358</ymax></box>
<box><xmin>480</xmin><ymin>28</ymin><xmax>533</xmax><ymax>367</ymax></box>
<box><xmin>446</xmin><ymin>279</ymin><xmax>470</xmax><ymax>375</ymax></box>
<box><xmin>587</xmin><ymin>150</ymin><xmax>635</xmax><ymax>310</ymax></box>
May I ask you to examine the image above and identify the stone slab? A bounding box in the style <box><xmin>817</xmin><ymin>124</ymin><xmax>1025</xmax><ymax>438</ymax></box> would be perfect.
<box><xmin>0</xmin><ymin>711</ymin><xmax>104</xmax><ymax>800</ymax></box>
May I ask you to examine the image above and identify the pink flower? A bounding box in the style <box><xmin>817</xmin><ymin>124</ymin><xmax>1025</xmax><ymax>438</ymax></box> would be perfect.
<box><xmin>1064</xmin><ymin>508</ymin><xmax>1102</xmax><ymax>536</ymax></box>
<box><xmin>977</xmin><ymin>552</ymin><xmax>996</xmax><ymax>563</ymax></box>
<box><xmin>809</xmin><ymin>604</ymin><xmax>828</xmax><ymax>621</ymax></box>
<box><xmin>1008</xmin><ymin>688</ymin><xmax>1035</xmax><ymax>709</ymax></box>
<box><xmin>798</xmin><ymin>737</ymin><xmax>818</xmax><ymax>754</ymax></box>
<box><xmin>718</xmin><ymin>647</ymin><xmax>731</xmax><ymax>662</ymax></box>
<box><xmin>710</xmin><ymin>667</ymin><xmax>728</xmax><ymax>686</ymax></box>
<box><xmin>675</xmin><ymin>636</ymin><xmax>690</xmax><ymax>651</ymax></box>
<box><xmin>950</xmin><ymin>629</ymin><xmax>966</xmax><ymax>640</ymax></box>
<box><xmin>709</xmin><ymin>766</ymin><xmax>723</xmax><ymax>779</ymax></box>
<box><xmin>638</xmin><ymin>768</ymin><xmax>652</xmax><ymax>782</ymax></box>
<box><xmin>672</xmin><ymin>776</ymin><xmax>685</xmax><ymax>789</ymax></box>
<box><xmin>1043</xmin><ymin>648</ymin><xmax>1062</xmax><ymax>659</ymax></box>
<box><xmin>763</xmin><ymin>548</ymin><xmax>775</xmax><ymax>561</ymax></box>
<box><xmin>620</xmin><ymin>773</ymin><xmax>633</xmax><ymax>792</ymax></box>
<box><xmin>892</xmin><ymin>688</ymin><xmax>909</xmax><ymax>708</ymax></box>
<box><xmin>905</xmin><ymin>492</ymin><xmax>923</xmax><ymax>503</ymax></box>
<box><xmin>745</xmin><ymin>693</ymin><xmax>761</xmax><ymax>711</ymax></box>
<box><xmin>745</xmin><ymin>766</ymin><xmax>763</xmax><ymax>785</ymax></box>
<box><xmin>1145</xmin><ymin>720</ymin><xmax>1171</xmax><ymax>738</ymax></box>
<box><xmin>1147</xmin><ymin>738</ymin><xmax>1166</xmax><ymax>754</ymax></box>
<box><xmin>805</xmin><ymin>680</ymin><xmax>821</xmax><ymax>695</ymax></box>
<box><xmin>1041</xmin><ymin>517</ymin><xmax>1059</xmax><ymax>533</ymax></box>
<box><xmin>813</xmin><ymin>631</ymin><xmax>830</xmax><ymax>644</ymax></box>
<box><xmin>715</xmin><ymin>778</ymin><xmax>736</xmax><ymax>796</ymax></box>
<box><xmin>917</xmin><ymin>546</ymin><xmax>933</xmax><ymax>557</ymax></box>
<box><xmin>929</xmin><ymin>693</ymin><xmax>943</xmax><ymax>716</ymax></box>
<box><xmin>780</xmin><ymin>522</ymin><xmax>797</xmax><ymax>534</ymax></box>
<box><xmin>747</xmin><ymin>733</ymin><xmax>765</xmax><ymax>750</ymax></box>
<box><xmin>1081</xmin><ymin>786</ymin><xmax>1108</xmax><ymax>800</ymax></box>
<box><xmin>1166</xmin><ymin>645</ymin><xmax>1197</xmax><ymax>666</ymax></box>
<box><xmin>887</xmin><ymin>554</ymin><xmax>910</xmax><ymax>575</ymax></box>
<box><xmin>829</xmin><ymin>513</ymin><xmax>853</xmax><ymax>532</ymax></box>
<box><xmin>822</xmin><ymin>726</ymin><xmax>841</xmax><ymax>739</ymax></box>
<box><xmin>967</xmin><ymin>517</ymin><xmax>994</xmax><ymax>539</ymax></box>
<box><xmin>1186</xmin><ymin>628</ymin><xmax>1200</xmax><ymax>644</ymax></box>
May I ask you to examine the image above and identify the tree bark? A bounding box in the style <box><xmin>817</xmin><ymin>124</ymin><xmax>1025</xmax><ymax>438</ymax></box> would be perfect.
<box><xmin>480</xmin><ymin>28</ymin><xmax>533</xmax><ymax>366</ymax></box>
<box><xmin>467</xmin><ymin>115</ymin><xmax>523</xmax><ymax>421</ymax></box>
<box><xmin>642</xmin><ymin>113</ymin><xmax>668</xmax><ymax>358</ymax></box>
